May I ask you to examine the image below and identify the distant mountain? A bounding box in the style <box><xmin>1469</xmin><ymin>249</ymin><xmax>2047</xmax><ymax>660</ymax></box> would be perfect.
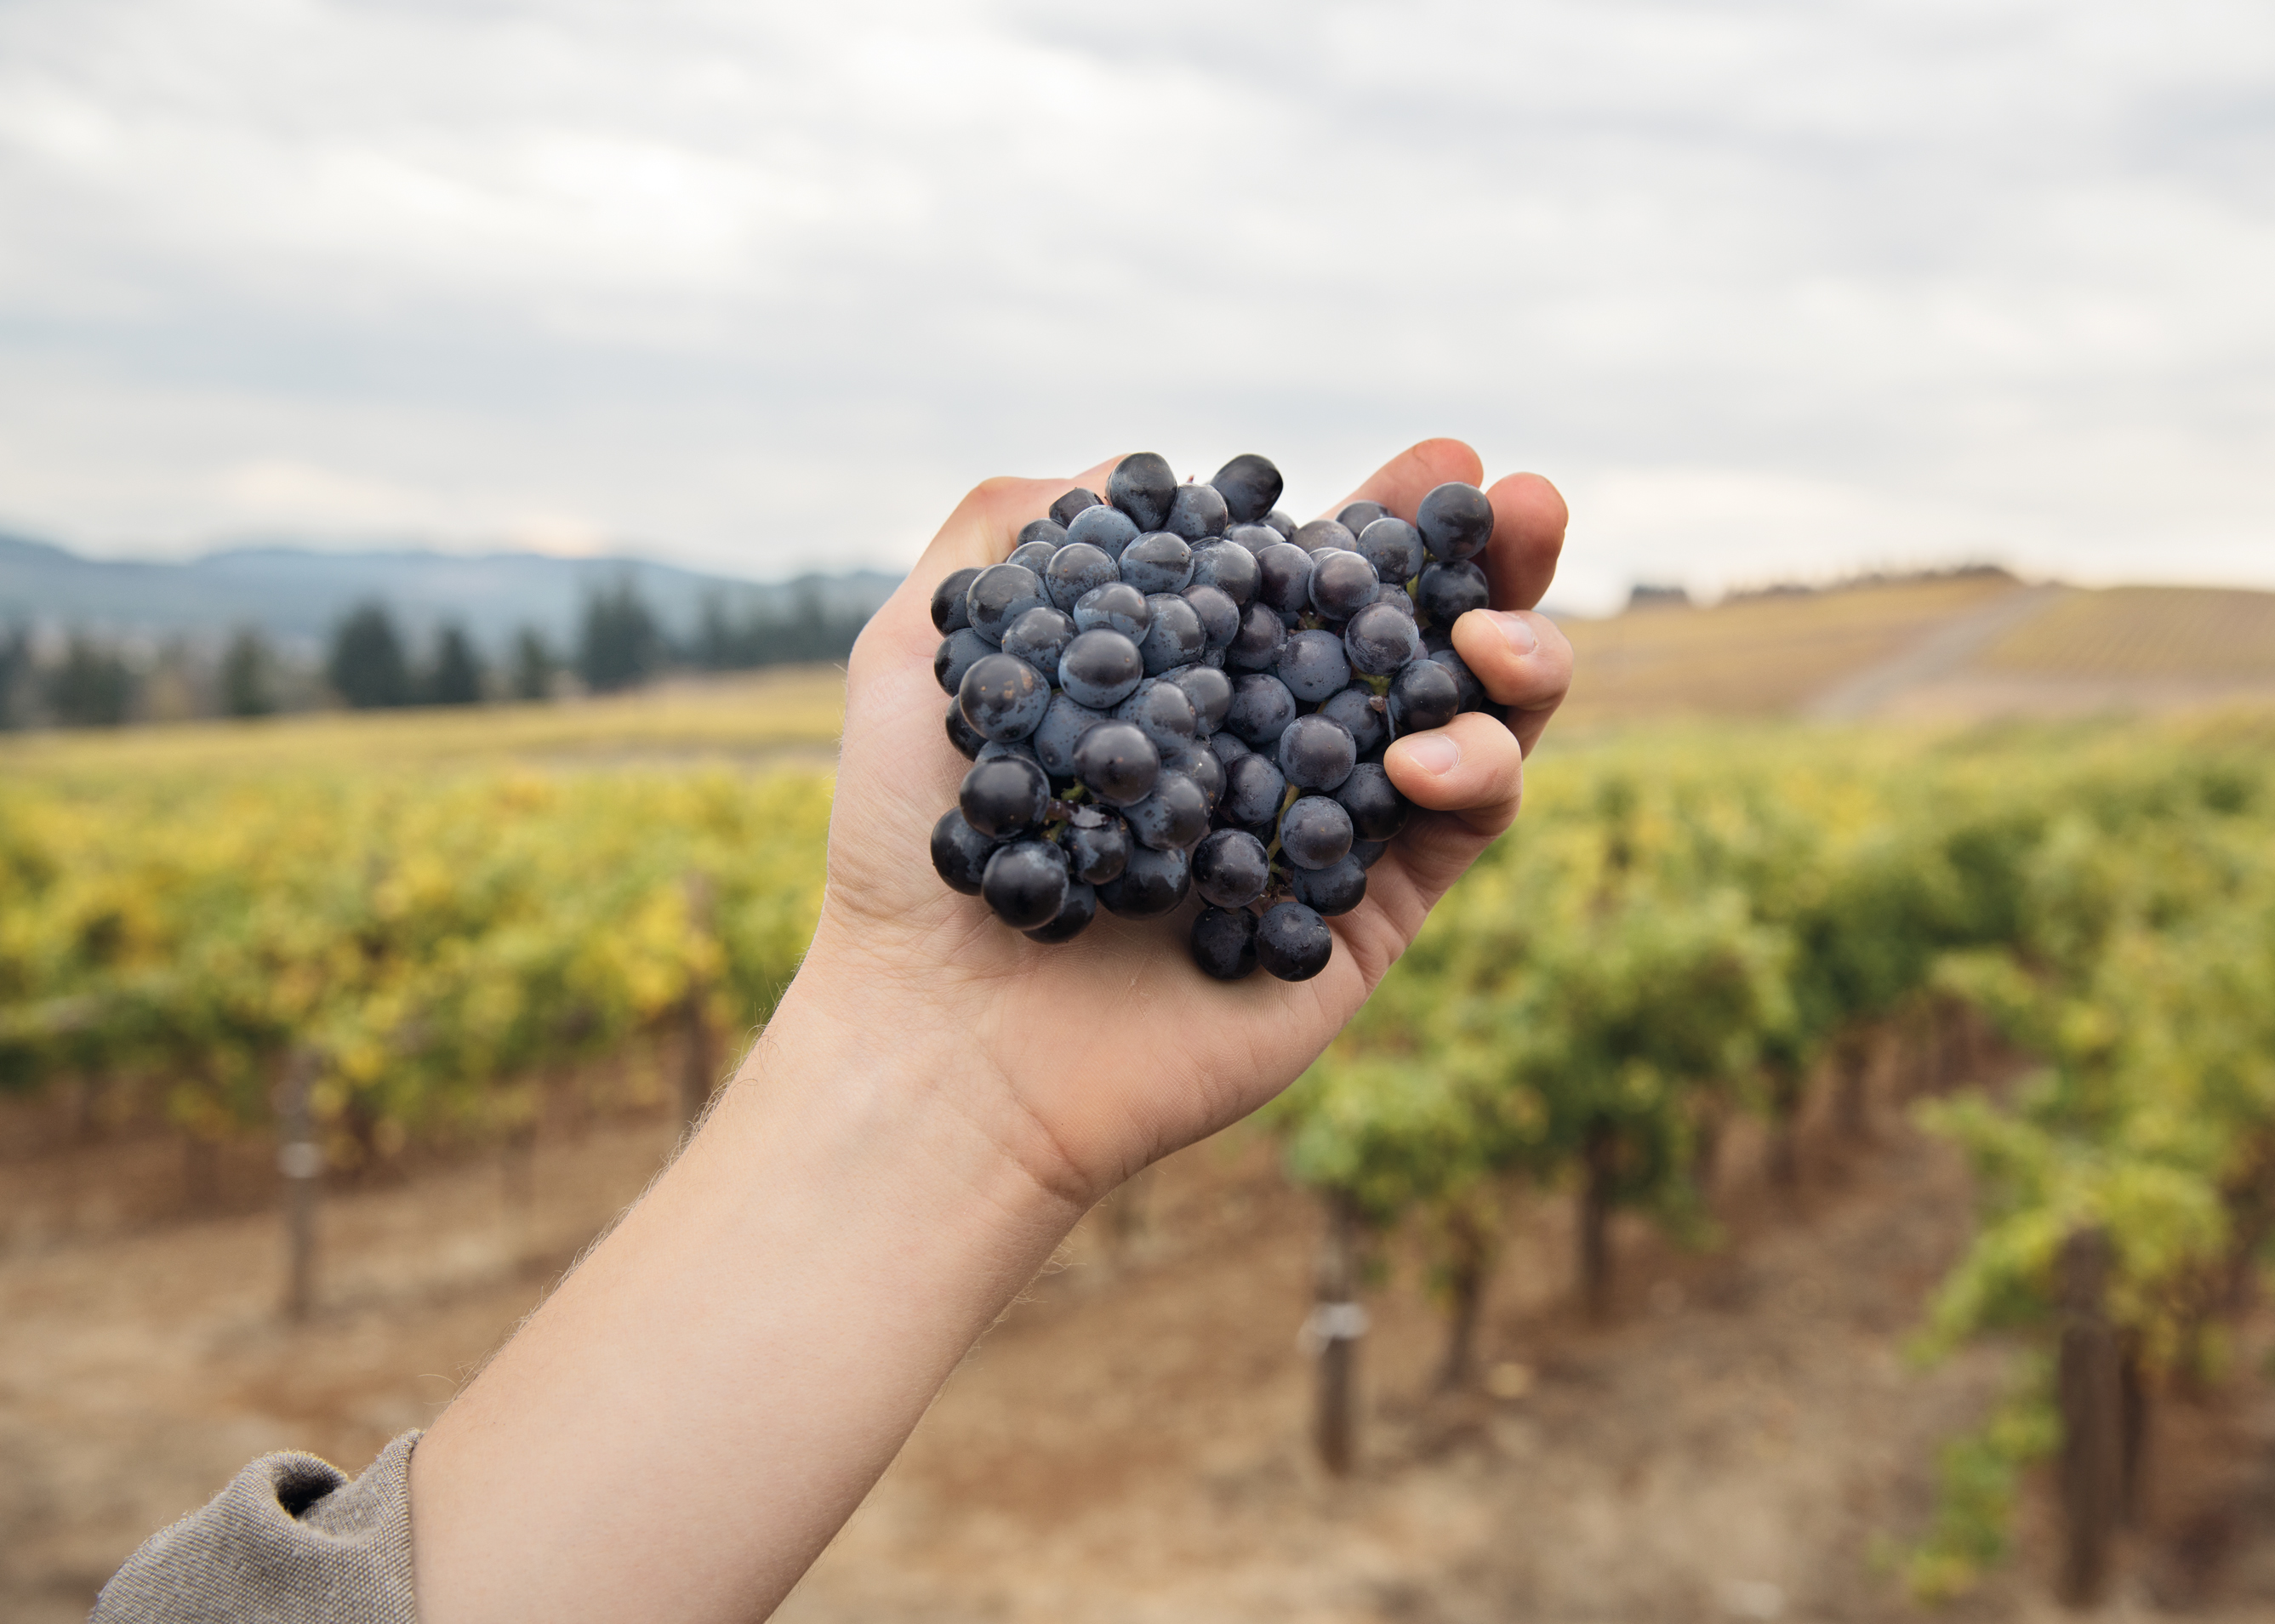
<box><xmin>0</xmin><ymin>532</ymin><xmax>901</xmax><ymax>652</ymax></box>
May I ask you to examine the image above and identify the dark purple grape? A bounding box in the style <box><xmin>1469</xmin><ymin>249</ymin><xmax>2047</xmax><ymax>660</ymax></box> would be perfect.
<box><xmin>1223</xmin><ymin>522</ymin><xmax>1280</xmax><ymax>556</ymax></box>
<box><xmin>932</xmin><ymin>567</ymin><xmax>980</xmax><ymax>634</ymax></box>
<box><xmin>1032</xmin><ymin>690</ymin><xmax>1109</xmax><ymax>778</ymax></box>
<box><xmin>1063</xmin><ymin>809</ymin><xmax>1130</xmax><ymax>885</ymax></box>
<box><xmin>965</xmin><ymin>563</ymin><xmax>1047</xmax><ymax>646</ymax></box>
<box><xmin>960</xmin><ymin>752</ymin><xmax>1048</xmax><ymax>839</ymax></box>
<box><xmin>1139</xmin><ymin>595</ymin><xmax>1206</xmax><ymax>675</ymax></box>
<box><xmin>1276</xmin><ymin>630</ymin><xmax>1351</xmax><ymax>704</ymax></box>
<box><xmin>946</xmin><ymin>696</ymin><xmax>988</xmax><ymax>760</ymax></box>
<box><xmin>1277</xmin><ymin>714</ymin><xmax>1356</xmax><ymax>793</ymax></box>
<box><xmin>1318</xmin><ymin>687</ymin><xmax>1386</xmax><ymax>757</ymax></box>
<box><xmin>1417</xmin><ymin>482</ymin><xmax>1493</xmax><ymax>562</ymax></box>
<box><xmin>1072</xmin><ymin>581</ymin><xmax>1150</xmax><ymax>639</ymax></box>
<box><xmin>1045</xmin><ymin>543</ymin><xmax>1119</xmax><ymax>613</ymax></box>
<box><xmin>1208</xmin><ymin>730</ymin><xmax>1252</xmax><ymax>768</ymax></box>
<box><xmin>1212</xmin><ymin>454</ymin><xmax>1284</xmax><ymax>525</ymax></box>
<box><xmin>1334</xmin><ymin>761</ymin><xmax>1409</xmax><ymax>840</ymax></box>
<box><xmin>1371</xmin><ymin>582</ymin><xmax>1418</xmax><ymax>620</ymax></box>
<box><xmin>1225</xmin><ymin>601</ymin><xmax>1288</xmax><ymax>672</ymax></box>
<box><xmin>1023</xmin><ymin>878</ymin><xmax>1097</xmax><ymax>943</ymax></box>
<box><xmin>1161</xmin><ymin>738</ymin><xmax>1224</xmax><ymax>809</ymax></box>
<box><xmin>1189</xmin><ymin>907</ymin><xmax>1259</xmax><ymax>980</ymax></box>
<box><xmin>1115</xmin><ymin>679</ymin><xmax>1198</xmax><ymax>749</ymax></box>
<box><xmin>1193</xmin><ymin>829</ymin><xmax>1270</xmax><ymax>908</ymax></box>
<box><xmin>1006</xmin><ymin>541</ymin><xmax>1058</xmax><ymax>573</ymax></box>
<box><xmin>1337</xmin><ymin>500</ymin><xmax>1389</xmax><ymax>537</ymax></box>
<box><xmin>1345</xmin><ymin>601</ymin><xmax>1424</xmax><ymax>676</ymax></box>
<box><xmin>1049</xmin><ymin>487</ymin><xmax>1101</xmax><ymax>527</ymax></box>
<box><xmin>1016</xmin><ymin>518</ymin><xmax>1067</xmax><ymax>551</ymax></box>
<box><xmin>1071</xmin><ymin>719</ymin><xmax>1160</xmax><ymax>806</ymax></box>
<box><xmin>1182</xmin><ymin>584</ymin><xmax>1240</xmax><ymax>651</ymax></box>
<box><xmin>935</xmin><ymin>628</ymin><xmax>992</xmax><ymax>695</ymax></box>
<box><xmin>1163</xmin><ymin>664</ymin><xmax>1232</xmax><ymax>734</ymax></box>
<box><xmin>1355</xmin><ymin>516</ymin><xmax>1424</xmax><ymax>584</ymax></box>
<box><xmin>1225</xmin><ymin>673</ymin><xmax>1297</xmax><ymax>746</ymax></box>
<box><xmin>930</xmin><ymin>808</ymin><xmax>998</xmax><ymax>895</ymax></box>
<box><xmin>1221</xmin><ymin>751</ymin><xmax>1287</xmax><ymax>827</ymax></box>
<box><xmin>1388</xmin><ymin>658</ymin><xmax>1460</xmax><ymax>734</ymax></box>
<box><xmin>1291</xmin><ymin>854</ymin><xmax>1366</xmax><ymax>916</ymax></box>
<box><xmin>1108</xmin><ymin>453</ymin><xmax>1177</xmax><ymax>533</ymax></box>
<box><xmin>1255</xmin><ymin>543</ymin><xmax>1314</xmax><ymax>617</ymax></box>
<box><xmin>1256</xmin><ymin>901</ymin><xmax>1332</xmax><ymax>981</ymax></box>
<box><xmin>1417</xmin><ymin>560</ymin><xmax>1489</xmax><ymax>624</ymax></box>
<box><xmin>1292</xmin><ymin>519</ymin><xmax>1355</xmax><ymax>555</ymax></box>
<box><xmin>1001</xmin><ymin>606</ymin><xmax>1075</xmax><ymax>682</ymax></box>
<box><xmin>1120</xmin><ymin>532</ymin><xmax>1195</xmax><ymax>595</ymax></box>
<box><xmin>1098</xmin><ymin>843</ymin><xmax>1190</xmax><ymax>919</ymax></box>
<box><xmin>1278</xmin><ymin>795</ymin><xmax>1353</xmax><ymax>869</ymax></box>
<box><xmin>1350</xmin><ymin>838</ymin><xmax>1388</xmax><ymax>869</ymax></box>
<box><xmin>1165</xmin><ymin>482</ymin><xmax>1229</xmax><ymax>542</ymax></box>
<box><xmin>1188</xmin><ymin>541</ymin><xmax>1259</xmax><ymax>606</ymax></box>
<box><xmin>983</xmin><ymin>840</ymin><xmax>1069</xmax><ymax>930</ymax></box>
<box><xmin>1263</xmin><ymin>510</ymin><xmax>1297</xmax><ymax>539</ymax></box>
<box><xmin>1309</xmin><ymin>549</ymin><xmax>1380</xmax><ymax>621</ymax></box>
<box><xmin>1429</xmin><ymin>646</ymin><xmax>1486</xmax><ymax>711</ymax></box>
<box><xmin>1058</xmin><ymin>629</ymin><xmax>1145</xmax><ymax>709</ymax></box>
<box><xmin>959</xmin><ymin>652</ymin><xmax>1049</xmax><ymax>742</ymax></box>
<box><xmin>1125</xmin><ymin>772</ymin><xmax>1211</xmax><ymax>851</ymax></box>
<box><xmin>1066</xmin><ymin>502</ymin><xmax>1140</xmax><ymax>561</ymax></box>
<box><xmin>975</xmin><ymin>736</ymin><xmax>1041</xmax><ymax>769</ymax></box>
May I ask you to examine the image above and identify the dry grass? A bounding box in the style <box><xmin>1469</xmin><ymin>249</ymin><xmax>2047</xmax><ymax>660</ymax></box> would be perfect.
<box><xmin>1975</xmin><ymin>585</ymin><xmax>2275</xmax><ymax>680</ymax></box>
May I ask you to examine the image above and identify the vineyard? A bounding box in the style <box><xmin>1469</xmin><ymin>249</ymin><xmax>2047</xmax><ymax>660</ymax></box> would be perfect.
<box><xmin>3</xmin><ymin>681</ymin><xmax>2273</xmax><ymax>1611</ymax></box>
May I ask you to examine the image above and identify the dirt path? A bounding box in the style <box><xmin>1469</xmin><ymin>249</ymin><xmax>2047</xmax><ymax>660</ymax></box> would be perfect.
<box><xmin>3</xmin><ymin>1090</ymin><xmax>2270</xmax><ymax>1622</ymax></box>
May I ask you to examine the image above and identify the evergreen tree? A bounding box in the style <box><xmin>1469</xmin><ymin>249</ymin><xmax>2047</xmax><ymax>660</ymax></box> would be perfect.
<box><xmin>0</xmin><ymin>624</ymin><xmax>28</xmax><ymax>730</ymax></box>
<box><xmin>327</xmin><ymin>602</ymin><xmax>411</xmax><ymax>709</ymax></box>
<box><xmin>510</xmin><ymin>627</ymin><xmax>556</xmax><ymax>702</ymax></box>
<box><xmin>220</xmin><ymin>628</ymin><xmax>275</xmax><ymax>718</ymax></box>
<box><xmin>425</xmin><ymin>624</ymin><xmax>484</xmax><ymax>705</ymax></box>
<box><xmin>47</xmin><ymin>633</ymin><xmax>135</xmax><ymax>727</ymax></box>
<box><xmin>578</xmin><ymin>579</ymin><xmax>660</xmax><ymax>692</ymax></box>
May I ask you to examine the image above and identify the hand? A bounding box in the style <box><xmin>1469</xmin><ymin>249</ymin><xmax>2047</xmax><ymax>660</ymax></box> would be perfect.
<box><xmin>812</xmin><ymin>438</ymin><xmax>1574</xmax><ymax>1206</ymax></box>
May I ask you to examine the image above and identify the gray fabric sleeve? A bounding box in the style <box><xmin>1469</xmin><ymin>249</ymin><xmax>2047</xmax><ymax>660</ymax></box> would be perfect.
<box><xmin>91</xmin><ymin>1430</ymin><xmax>421</xmax><ymax>1624</ymax></box>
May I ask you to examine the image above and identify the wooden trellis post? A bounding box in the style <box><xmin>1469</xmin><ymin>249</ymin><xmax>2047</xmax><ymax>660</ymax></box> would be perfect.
<box><xmin>2056</xmin><ymin>1228</ymin><xmax>2122</xmax><ymax>1608</ymax></box>
<box><xmin>1309</xmin><ymin>1192</ymin><xmax>1366</xmax><ymax>1476</ymax></box>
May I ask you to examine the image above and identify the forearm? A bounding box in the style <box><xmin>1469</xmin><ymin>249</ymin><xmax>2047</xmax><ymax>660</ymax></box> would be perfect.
<box><xmin>407</xmin><ymin>929</ymin><xmax>1085</xmax><ymax>1624</ymax></box>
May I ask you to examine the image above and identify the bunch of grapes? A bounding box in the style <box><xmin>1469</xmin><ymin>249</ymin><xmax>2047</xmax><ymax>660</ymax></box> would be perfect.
<box><xmin>928</xmin><ymin>452</ymin><xmax>1496</xmax><ymax>983</ymax></box>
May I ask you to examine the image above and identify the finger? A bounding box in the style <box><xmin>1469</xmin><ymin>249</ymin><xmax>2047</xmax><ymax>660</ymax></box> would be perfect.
<box><xmin>1451</xmin><ymin>608</ymin><xmax>1573</xmax><ymax>757</ymax></box>
<box><xmin>1380</xmin><ymin>709</ymin><xmax>1527</xmax><ymax>890</ymax></box>
<box><xmin>1478</xmin><ymin>471</ymin><xmax>1568</xmax><ymax>613</ymax></box>
<box><xmin>1326</xmin><ymin>438</ymin><xmax>1485</xmax><ymax>523</ymax></box>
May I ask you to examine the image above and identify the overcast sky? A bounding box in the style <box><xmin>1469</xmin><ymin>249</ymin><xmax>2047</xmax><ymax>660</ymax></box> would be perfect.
<box><xmin>1</xmin><ymin>0</ymin><xmax>2269</xmax><ymax>613</ymax></box>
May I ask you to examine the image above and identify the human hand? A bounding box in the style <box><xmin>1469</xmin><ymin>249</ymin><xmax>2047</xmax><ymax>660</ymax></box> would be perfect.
<box><xmin>807</xmin><ymin>439</ymin><xmax>1573</xmax><ymax>1208</ymax></box>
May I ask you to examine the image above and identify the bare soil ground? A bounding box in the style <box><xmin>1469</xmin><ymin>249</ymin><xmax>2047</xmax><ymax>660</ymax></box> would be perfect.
<box><xmin>5</xmin><ymin>1074</ymin><xmax>2272</xmax><ymax>1623</ymax></box>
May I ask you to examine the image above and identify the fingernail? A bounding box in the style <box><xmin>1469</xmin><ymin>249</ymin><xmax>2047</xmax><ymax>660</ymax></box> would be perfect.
<box><xmin>1403</xmin><ymin>734</ymin><xmax>1460</xmax><ymax>775</ymax></box>
<box><xmin>1489</xmin><ymin>611</ymin><xmax>1537</xmax><ymax>654</ymax></box>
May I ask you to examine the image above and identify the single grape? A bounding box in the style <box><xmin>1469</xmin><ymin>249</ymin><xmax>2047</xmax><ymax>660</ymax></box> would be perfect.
<box><xmin>1211</xmin><ymin>453</ymin><xmax>1284</xmax><ymax>524</ymax></box>
<box><xmin>1344</xmin><ymin>601</ymin><xmax>1424</xmax><ymax>676</ymax></box>
<box><xmin>1183</xmin><ymin>583</ymin><xmax>1241</xmax><ymax>652</ymax></box>
<box><xmin>1024</xmin><ymin>880</ymin><xmax>1098</xmax><ymax>943</ymax></box>
<box><xmin>934</xmin><ymin>628</ymin><xmax>992</xmax><ymax>695</ymax></box>
<box><xmin>1278</xmin><ymin>795</ymin><xmax>1354</xmax><ymax>869</ymax></box>
<box><xmin>1337</xmin><ymin>499</ymin><xmax>1389</xmax><ymax>536</ymax></box>
<box><xmin>932</xmin><ymin>567</ymin><xmax>980</xmax><ymax>634</ymax></box>
<box><xmin>1161</xmin><ymin>738</ymin><xmax>1225</xmax><ymax>810</ymax></box>
<box><xmin>1125</xmin><ymin>772</ymin><xmax>1211</xmax><ymax>851</ymax></box>
<box><xmin>1072</xmin><ymin>581</ymin><xmax>1150</xmax><ymax>639</ymax></box>
<box><xmin>1263</xmin><ymin>510</ymin><xmax>1297</xmax><ymax>539</ymax></box>
<box><xmin>1193</xmin><ymin>828</ymin><xmax>1271</xmax><ymax>908</ymax></box>
<box><xmin>1120</xmin><ymin>531</ymin><xmax>1195</xmax><ymax>595</ymax></box>
<box><xmin>1417</xmin><ymin>481</ymin><xmax>1494</xmax><ymax>561</ymax></box>
<box><xmin>1223</xmin><ymin>522</ymin><xmax>1281</xmax><ymax>557</ymax></box>
<box><xmin>1225</xmin><ymin>601</ymin><xmax>1288</xmax><ymax>672</ymax></box>
<box><xmin>1097</xmin><ymin>843</ymin><xmax>1191</xmax><ymax>919</ymax></box>
<box><xmin>965</xmin><ymin>563</ymin><xmax>1047</xmax><ymax>646</ymax></box>
<box><xmin>1188</xmin><ymin>541</ymin><xmax>1260</xmax><ymax>606</ymax></box>
<box><xmin>1309</xmin><ymin>549</ymin><xmax>1380</xmax><ymax>621</ymax></box>
<box><xmin>1006</xmin><ymin>540</ymin><xmax>1057</xmax><ymax>573</ymax></box>
<box><xmin>1016</xmin><ymin>517</ymin><xmax>1067</xmax><ymax>551</ymax></box>
<box><xmin>1108</xmin><ymin>452</ymin><xmax>1177</xmax><ymax>533</ymax></box>
<box><xmin>1417</xmin><ymin>560</ymin><xmax>1489</xmax><ymax>624</ymax></box>
<box><xmin>1371</xmin><ymin>581</ymin><xmax>1419</xmax><ymax>620</ymax></box>
<box><xmin>1274</xmin><ymin>629</ymin><xmax>1350</xmax><ymax>704</ymax></box>
<box><xmin>1045</xmin><ymin>543</ymin><xmax>1119</xmax><ymax>613</ymax></box>
<box><xmin>930</xmin><ymin>808</ymin><xmax>998</xmax><ymax>895</ymax></box>
<box><xmin>1189</xmin><ymin>907</ymin><xmax>1260</xmax><ymax>980</ymax></box>
<box><xmin>1256</xmin><ymin>901</ymin><xmax>1333</xmax><ymax>981</ymax></box>
<box><xmin>1050</xmin><ymin>487</ymin><xmax>1101</xmax><ymax>527</ymax></box>
<box><xmin>1292</xmin><ymin>519</ymin><xmax>1356</xmax><ymax>555</ymax></box>
<box><xmin>1278</xmin><ymin>713</ymin><xmax>1357</xmax><ymax>792</ymax></box>
<box><xmin>1317</xmin><ymin>686</ymin><xmax>1386</xmax><ymax>757</ymax></box>
<box><xmin>1071</xmin><ymin>719</ymin><xmax>1160</xmax><ymax>806</ymax></box>
<box><xmin>1063</xmin><ymin>808</ymin><xmax>1131</xmax><ymax>885</ymax></box>
<box><xmin>946</xmin><ymin>696</ymin><xmax>988</xmax><ymax>760</ymax></box>
<box><xmin>1139</xmin><ymin>595</ymin><xmax>1206</xmax><ymax>675</ymax></box>
<box><xmin>1225</xmin><ymin>672</ymin><xmax>1297</xmax><ymax>746</ymax></box>
<box><xmin>959</xmin><ymin>752</ymin><xmax>1049</xmax><ymax>839</ymax></box>
<box><xmin>1333</xmin><ymin>761</ymin><xmax>1409</xmax><ymax>840</ymax></box>
<box><xmin>1163</xmin><ymin>664</ymin><xmax>1233</xmax><ymax>734</ymax></box>
<box><xmin>1065</xmin><ymin>502</ymin><xmax>1140</xmax><ymax>561</ymax></box>
<box><xmin>1031</xmin><ymin>690</ymin><xmax>1109</xmax><ymax>778</ymax></box>
<box><xmin>1058</xmin><ymin>629</ymin><xmax>1145</xmax><ymax>709</ymax></box>
<box><xmin>1290</xmin><ymin>854</ymin><xmax>1366</xmax><ymax>916</ymax></box>
<box><xmin>1208</xmin><ymin>730</ymin><xmax>1252</xmax><ymax>768</ymax></box>
<box><xmin>1350</xmin><ymin>838</ymin><xmax>1388</xmax><ymax>869</ymax></box>
<box><xmin>1221</xmin><ymin>750</ymin><xmax>1287</xmax><ymax>827</ymax></box>
<box><xmin>1388</xmin><ymin>657</ymin><xmax>1460</xmax><ymax>733</ymax></box>
<box><xmin>1115</xmin><ymin>679</ymin><xmax>1199</xmax><ymax>749</ymax></box>
<box><xmin>1355</xmin><ymin>516</ymin><xmax>1424</xmax><ymax>583</ymax></box>
<box><xmin>1000</xmin><ymin>606</ymin><xmax>1076</xmax><ymax>682</ymax></box>
<box><xmin>1254</xmin><ymin>543</ymin><xmax>1314</xmax><ymax>617</ymax></box>
<box><xmin>959</xmin><ymin>652</ymin><xmax>1050</xmax><ymax>742</ymax></box>
<box><xmin>982</xmin><ymin>840</ymin><xmax>1069</xmax><ymax>931</ymax></box>
<box><xmin>1165</xmin><ymin>482</ymin><xmax>1229</xmax><ymax>542</ymax></box>
<box><xmin>1429</xmin><ymin>646</ymin><xmax>1486</xmax><ymax>711</ymax></box>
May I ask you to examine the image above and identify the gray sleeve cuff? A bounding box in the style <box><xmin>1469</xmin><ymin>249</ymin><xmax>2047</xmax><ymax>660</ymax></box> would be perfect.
<box><xmin>93</xmin><ymin>1431</ymin><xmax>421</xmax><ymax>1623</ymax></box>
